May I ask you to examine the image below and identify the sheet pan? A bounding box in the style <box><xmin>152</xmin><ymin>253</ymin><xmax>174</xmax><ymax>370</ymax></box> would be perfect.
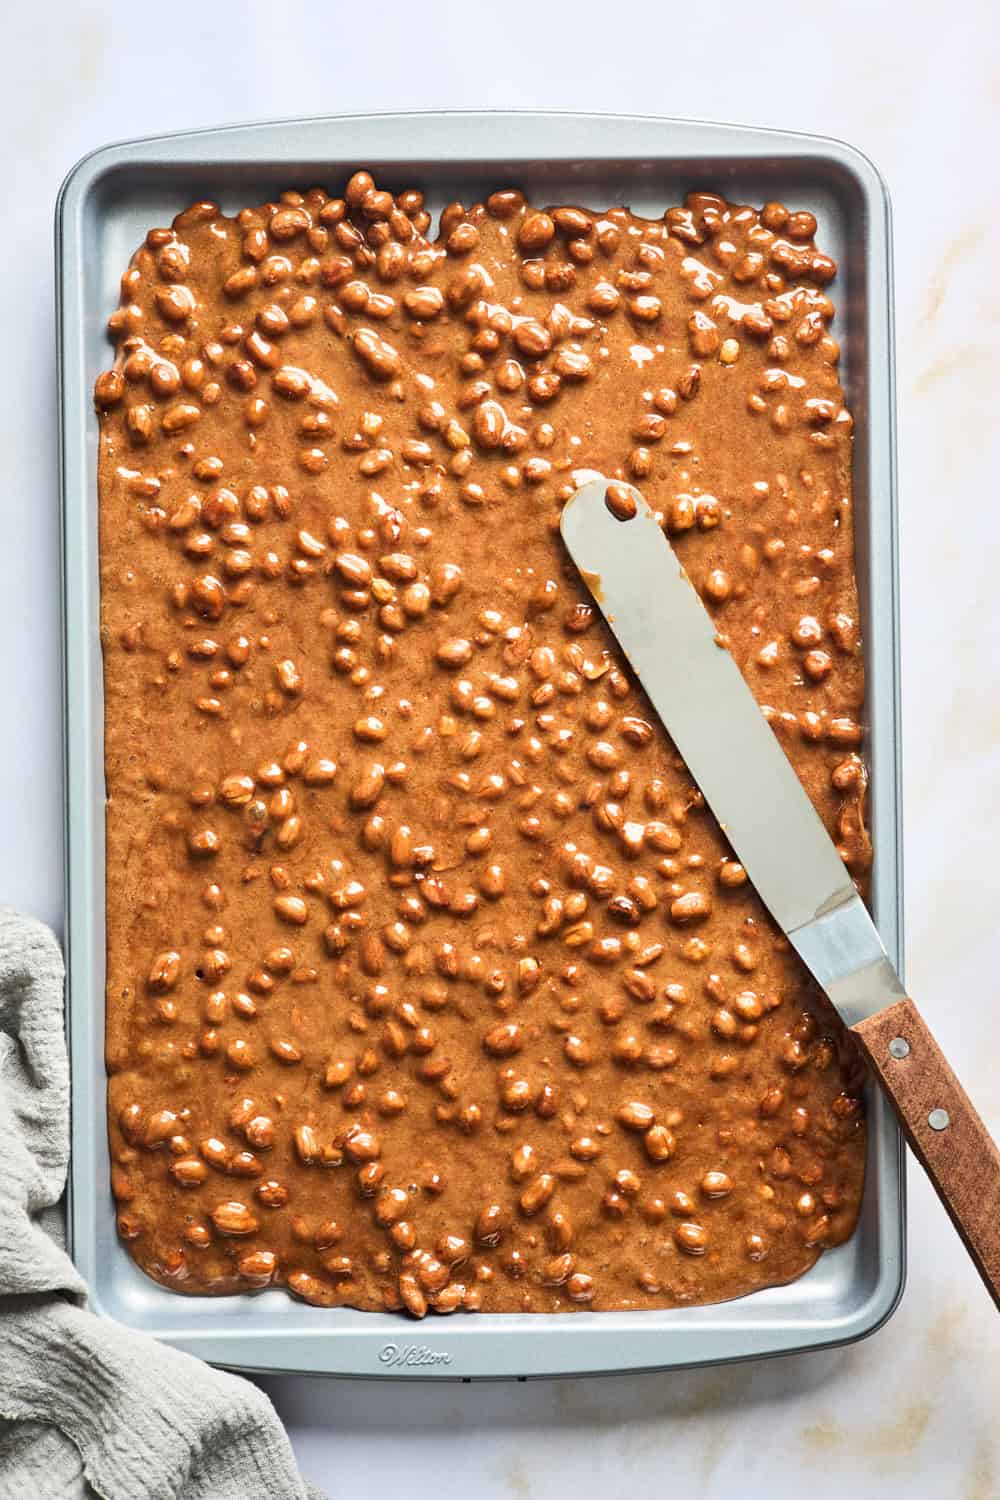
<box><xmin>57</xmin><ymin>110</ymin><xmax>904</xmax><ymax>1378</ymax></box>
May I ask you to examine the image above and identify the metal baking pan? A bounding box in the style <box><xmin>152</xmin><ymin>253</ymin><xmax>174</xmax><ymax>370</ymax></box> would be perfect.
<box><xmin>57</xmin><ymin>110</ymin><xmax>904</xmax><ymax>1379</ymax></box>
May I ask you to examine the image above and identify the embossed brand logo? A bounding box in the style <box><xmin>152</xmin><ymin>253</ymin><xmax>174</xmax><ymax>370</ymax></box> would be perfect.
<box><xmin>379</xmin><ymin>1341</ymin><xmax>452</xmax><ymax>1367</ymax></box>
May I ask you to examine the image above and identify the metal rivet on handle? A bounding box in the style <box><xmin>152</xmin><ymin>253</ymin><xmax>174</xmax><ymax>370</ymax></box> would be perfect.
<box><xmin>888</xmin><ymin>1037</ymin><xmax>910</xmax><ymax>1060</ymax></box>
<box><xmin>928</xmin><ymin>1108</ymin><xmax>950</xmax><ymax>1131</ymax></box>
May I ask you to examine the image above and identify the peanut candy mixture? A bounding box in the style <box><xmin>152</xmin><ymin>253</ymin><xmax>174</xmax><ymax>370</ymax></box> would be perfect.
<box><xmin>96</xmin><ymin>174</ymin><xmax>870</xmax><ymax>1316</ymax></box>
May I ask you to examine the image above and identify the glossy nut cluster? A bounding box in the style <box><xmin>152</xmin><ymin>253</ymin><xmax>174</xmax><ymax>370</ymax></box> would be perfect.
<box><xmin>99</xmin><ymin>173</ymin><xmax>868</xmax><ymax>1317</ymax></box>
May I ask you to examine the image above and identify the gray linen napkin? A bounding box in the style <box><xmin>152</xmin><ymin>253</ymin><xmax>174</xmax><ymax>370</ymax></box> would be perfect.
<box><xmin>0</xmin><ymin>908</ymin><xmax>325</xmax><ymax>1500</ymax></box>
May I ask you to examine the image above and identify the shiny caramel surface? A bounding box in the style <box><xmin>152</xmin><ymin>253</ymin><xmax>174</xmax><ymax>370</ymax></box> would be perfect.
<box><xmin>97</xmin><ymin>175</ymin><xmax>869</xmax><ymax>1315</ymax></box>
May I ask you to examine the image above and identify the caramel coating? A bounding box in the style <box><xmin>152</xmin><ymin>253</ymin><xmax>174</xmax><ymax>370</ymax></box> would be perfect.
<box><xmin>99</xmin><ymin>179</ymin><xmax>868</xmax><ymax>1318</ymax></box>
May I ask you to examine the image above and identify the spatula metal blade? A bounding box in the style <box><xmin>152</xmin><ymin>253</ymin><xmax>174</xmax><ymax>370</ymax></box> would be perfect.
<box><xmin>560</xmin><ymin>479</ymin><xmax>903</xmax><ymax>1022</ymax></box>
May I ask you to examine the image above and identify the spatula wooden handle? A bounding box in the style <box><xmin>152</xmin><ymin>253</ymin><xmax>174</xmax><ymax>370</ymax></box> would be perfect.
<box><xmin>852</xmin><ymin>997</ymin><xmax>1000</xmax><ymax>1309</ymax></box>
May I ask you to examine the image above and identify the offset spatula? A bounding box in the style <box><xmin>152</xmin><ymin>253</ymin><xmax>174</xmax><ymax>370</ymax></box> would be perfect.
<box><xmin>561</xmin><ymin>477</ymin><xmax>1000</xmax><ymax>1309</ymax></box>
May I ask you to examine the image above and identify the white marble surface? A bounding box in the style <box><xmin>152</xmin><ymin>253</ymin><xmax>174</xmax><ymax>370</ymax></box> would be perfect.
<box><xmin>4</xmin><ymin>0</ymin><xmax>1000</xmax><ymax>1493</ymax></box>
